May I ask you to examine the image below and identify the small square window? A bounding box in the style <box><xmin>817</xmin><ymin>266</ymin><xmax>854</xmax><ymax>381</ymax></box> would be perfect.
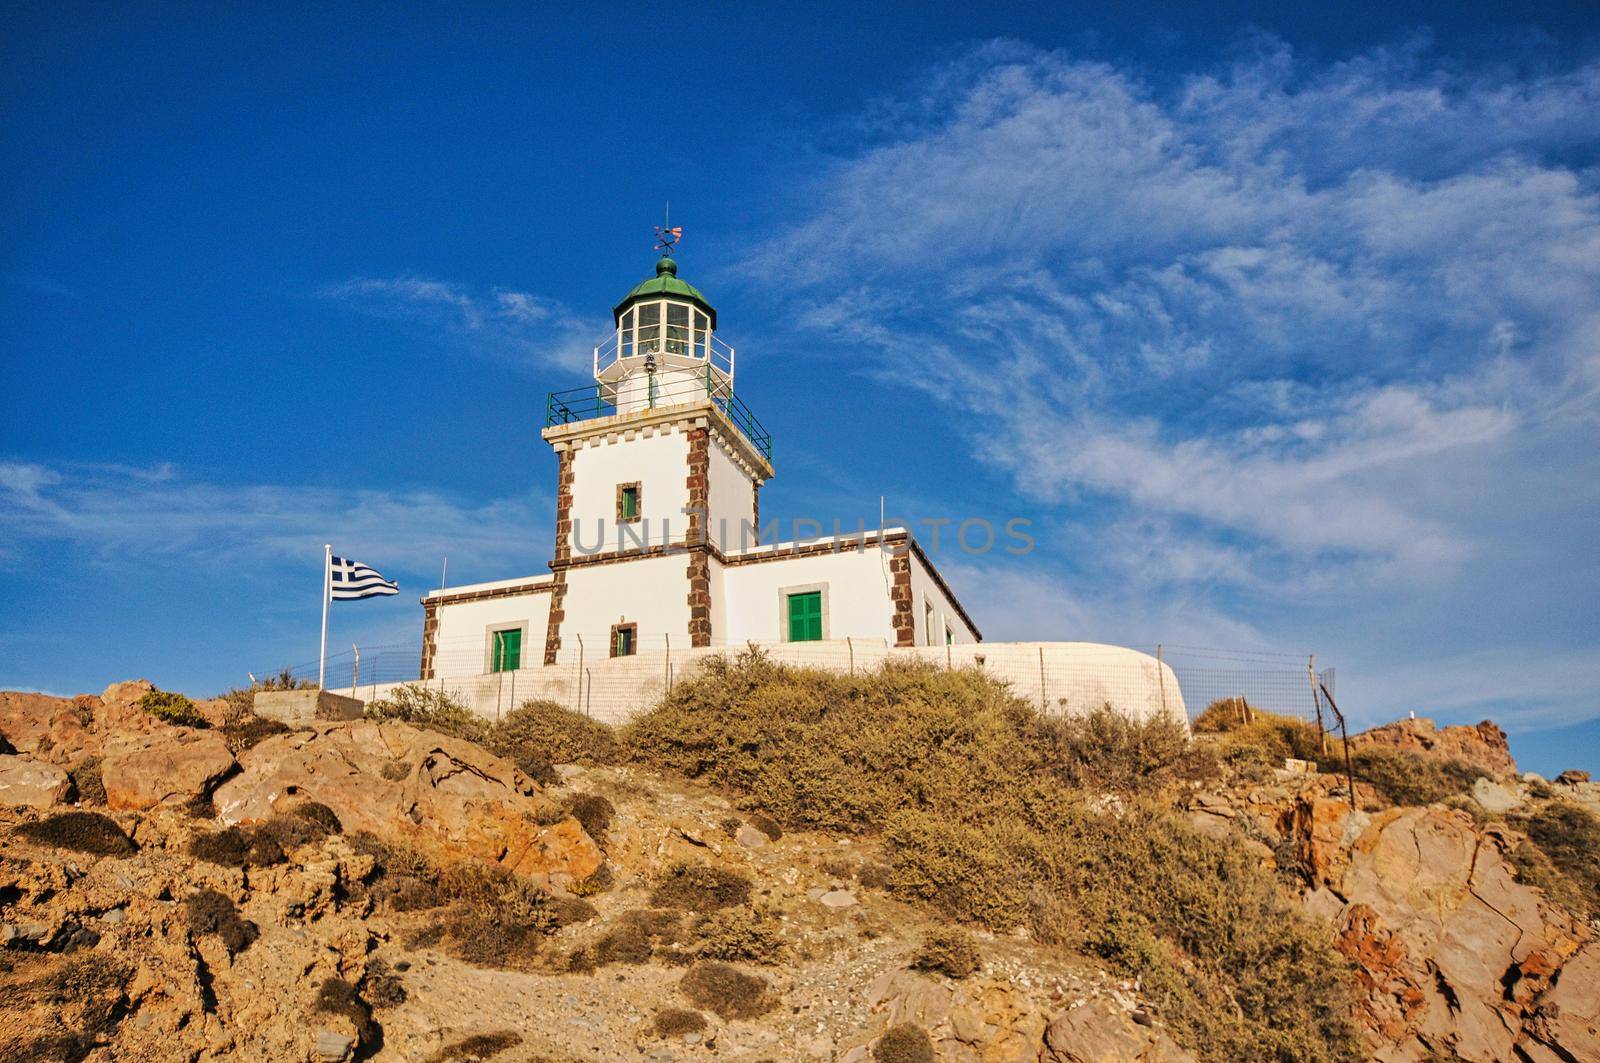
<box><xmin>611</xmin><ymin>623</ymin><xmax>637</xmax><ymax>657</ymax></box>
<box><xmin>617</xmin><ymin>483</ymin><xmax>641</xmax><ymax>523</ymax></box>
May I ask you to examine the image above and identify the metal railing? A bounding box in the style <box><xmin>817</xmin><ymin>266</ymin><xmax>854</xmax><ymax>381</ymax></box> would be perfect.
<box><xmin>593</xmin><ymin>328</ymin><xmax>736</xmax><ymax>381</ymax></box>
<box><xmin>544</xmin><ymin>375</ymin><xmax>773</xmax><ymax>461</ymax></box>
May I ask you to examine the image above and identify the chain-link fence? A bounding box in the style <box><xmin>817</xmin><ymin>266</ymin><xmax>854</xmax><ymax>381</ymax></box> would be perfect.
<box><xmin>258</xmin><ymin>634</ymin><xmax>1336</xmax><ymax>729</ymax></box>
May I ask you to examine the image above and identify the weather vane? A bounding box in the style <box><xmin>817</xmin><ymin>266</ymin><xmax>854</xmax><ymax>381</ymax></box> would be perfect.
<box><xmin>654</xmin><ymin>202</ymin><xmax>682</xmax><ymax>254</ymax></box>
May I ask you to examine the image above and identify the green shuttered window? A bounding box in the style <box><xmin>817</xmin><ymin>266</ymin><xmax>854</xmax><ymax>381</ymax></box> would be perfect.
<box><xmin>491</xmin><ymin>628</ymin><xmax>522</xmax><ymax>673</ymax></box>
<box><xmin>787</xmin><ymin>591</ymin><xmax>822</xmax><ymax>642</ymax></box>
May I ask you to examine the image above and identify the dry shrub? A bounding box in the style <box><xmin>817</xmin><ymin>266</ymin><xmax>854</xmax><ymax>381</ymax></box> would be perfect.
<box><xmin>183</xmin><ymin>889</ymin><xmax>257</xmax><ymax>954</ymax></box>
<box><xmin>1511</xmin><ymin>801</ymin><xmax>1600</xmax><ymax>918</ymax></box>
<box><xmin>424</xmin><ymin>1031</ymin><xmax>522</xmax><ymax>1062</ymax></box>
<box><xmin>562</xmin><ymin>792</ymin><xmax>615</xmax><ymax>844</ymax></box>
<box><xmin>0</xmin><ymin>953</ymin><xmax>134</xmax><ymax>1062</ymax></box>
<box><xmin>654</xmin><ymin>1008</ymin><xmax>707</xmax><ymax>1037</ymax></box>
<box><xmin>678</xmin><ymin>960</ymin><xmax>775</xmax><ymax>1019</ymax></box>
<box><xmin>594</xmin><ymin>909</ymin><xmax>681</xmax><ymax>965</ymax></box>
<box><xmin>910</xmin><ymin>927</ymin><xmax>979</xmax><ymax>979</ymax></box>
<box><xmin>407</xmin><ymin>864</ymin><xmax>561</xmax><ymax>970</ymax></box>
<box><xmin>348</xmin><ymin>832</ymin><xmax>449</xmax><ymax>911</ymax></box>
<box><xmin>627</xmin><ymin>650</ymin><xmax>1361</xmax><ymax>1063</ymax></box>
<box><xmin>492</xmin><ymin>699</ymin><xmax>623</xmax><ymax>773</ymax></box>
<box><xmin>222</xmin><ymin>714</ymin><xmax>292</xmax><ymax>753</ymax></box>
<box><xmin>313</xmin><ymin>977</ymin><xmax>378</xmax><ymax>1051</ymax></box>
<box><xmin>366</xmin><ymin>684</ymin><xmax>492</xmax><ymax>743</ymax></box>
<box><xmin>67</xmin><ymin>758</ymin><xmax>105</xmax><ymax>806</ymax></box>
<box><xmin>189</xmin><ymin>803</ymin><xmax>340</xmax><ymax>868</ymax></box>
<box><xmin>694</xmin><ymin>906</ymin><xmax>785</xmax><ymax>964</ymax></box>
<box><xmin>1028</xmin><ymin>705</ymin><xmax>1214</xmax><ymax>791</ymax></box>
<box><xmin>361</xmin><ymin>958</ymin><xmax>407</xmax><ymax>1009</ymax></box>
<box><xmin>1350</xmin><ymin>746</ymin><xmax>1481</xmax><ymax>807</ymax></box>
<box><xmin>138</xmin><ymin>688</ymin><xmax>207</xmax><ymax>728</ymax></box>
<box><xmin>1206</xmin><ymin>710</ymin><xmax>1325</xmax><ymax>779</ymax></box>
<box><xmin>649</xmin><ymin>862</ymin><xmax>752</xmax><ymax>911</ymax></box>
<box><xmin>875</xmin><ymin>1023</ymin><xmax>935</xmax><ymax>1063</ymax></box>
<box><xmin>857</xmin><ymin>863</ymin><xmax>893</xmax><ymax>890</ymax></box>
<box><xmin>13</xmin><ymin>812</ymin><xmax>135</xmax><ymax>856</ymax></box>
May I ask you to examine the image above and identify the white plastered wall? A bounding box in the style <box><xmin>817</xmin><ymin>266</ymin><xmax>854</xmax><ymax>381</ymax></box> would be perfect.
<box><xmin>907</xmin><ymin>551</ymin><xmax>979</xmax><ymax>646</ymax></box>
<box><xmin>567</xmin><ymin>429</ymin><xmax>688</xmax><ymax>555</ymax></box>
<box><xmin>555</xmin><ymin>553</ymin><xmax>690</xmax><ymax>662</ymax></box>
<box><xmin>720</xmin><ymin>547</ymin><xmax>899</xmax><ymax>644</ymax></box>
<box><xmin>431</xmin><ymin>590</ymin><xmax>553</xmax><ymax>679</ymax></box>
<box><xmin>706</xmin><ymin>435</ymin><xmax>758</xmax><ymax>553</ymax></box>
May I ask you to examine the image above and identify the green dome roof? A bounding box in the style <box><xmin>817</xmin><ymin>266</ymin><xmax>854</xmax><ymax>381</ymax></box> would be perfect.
<box><xmin>613</xmin><ymin>256</ymin><xmax>717</xmax><ymax>328</ymax></box>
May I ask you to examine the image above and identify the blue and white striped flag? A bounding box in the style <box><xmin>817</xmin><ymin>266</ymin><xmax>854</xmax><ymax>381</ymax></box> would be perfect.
<box><xmin>329</xmin><ymin>556</ymin><xmax>399</xmax><ymax>600</ymax></box>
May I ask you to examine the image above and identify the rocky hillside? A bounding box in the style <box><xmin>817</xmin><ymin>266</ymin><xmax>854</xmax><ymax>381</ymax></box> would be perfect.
<box><xmin>1</xmin><ymin>665</ymin><xmax>1597</xmax><ymax>1062</ymax></box>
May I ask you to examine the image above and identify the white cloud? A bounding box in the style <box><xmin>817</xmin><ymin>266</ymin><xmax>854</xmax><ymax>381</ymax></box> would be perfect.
<box><xmin>320</xmin><ymin>276</ymin><xmax>603</xmax><ymax>373</ymax></box>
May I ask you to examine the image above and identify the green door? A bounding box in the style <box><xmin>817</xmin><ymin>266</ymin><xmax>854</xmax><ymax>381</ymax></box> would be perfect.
<box><xmin>491</xmin><ymin>628</ymin><xmax>522</xmax><ymax>672</ymax></box>
<box><xmin>787</xmin><ymin>591</ymin><xmax>822</xmax><ymax>642</ymax></box>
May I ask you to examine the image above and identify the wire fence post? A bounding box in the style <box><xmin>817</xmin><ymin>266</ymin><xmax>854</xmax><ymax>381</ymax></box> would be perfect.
<box><xmin>1038</xmin><ymin>646</ymin><xmax>1047</xmax><ymax>712</ymax></box>
<box><xmin>1319</xmin><ymin>682</ymin><xmax>1357</xmax><ymax>814</ymax></box>
<box><xmin>575</xmin><ymin>634</ymin><xmax>585</xmax><ymax>715</ymax></box>
<box><xmin>1309</xmin><ymin>653</ymin><xmax>1327</xmax><ymax>757</ymax></box>
<box><xmin>847</xmin><ymin>636</ymin><xmax>854</xmax><ymax>675</ymax></box>
<box><xmin>665</xmin><ymin>633</ymin><xmax>672</xmax><ymax>693</ymax></box>
<box><xmin>351</xmin><ymin>645</ymin><xmax>360</xmax><ymax>693</ymax></box>
<box><xmin>1156</xmin><ymin>643</ymin><xmax>1168</xmax><ymax>720</ymax></box>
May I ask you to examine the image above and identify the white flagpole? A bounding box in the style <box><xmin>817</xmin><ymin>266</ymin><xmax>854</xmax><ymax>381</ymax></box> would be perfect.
<box><xmin>318</xmin><ymin>544</ymin><xmax>331</xmax><ymax>690</ymax></box>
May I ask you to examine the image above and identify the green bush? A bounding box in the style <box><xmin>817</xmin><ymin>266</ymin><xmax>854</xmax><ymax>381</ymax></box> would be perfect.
<box><xmin>218</xmin><ymin>667</ymin><xmax>314</xmax><ymax>723</ymax></box>
<box><xmin>365</xmin><ymin>684</ymin><xmax>491</xmax><ymax>744</ymax></box>
<box><xmin>626</xmin><ymin>650</ymin><xmax>1361</xmax><ymax>1063</ymax></box>
<box><xmin>1349</xmin><ymin>746</ymin><xmax>1481</xmax><ymax>807</ymax></box>
<box><xmin>493</xmin><ymin>698</ymin><xmax>623</xmax><ymax>772</ymax></box>
<box><xmin>138</xmin><ymin>689</ymin><xmax>207</xmax><ymax>728</ymax></box>
<box><xmin>1027</xmin><ymin>704</ymin><xmax>1215</xmax><ymax>791</ymax></box>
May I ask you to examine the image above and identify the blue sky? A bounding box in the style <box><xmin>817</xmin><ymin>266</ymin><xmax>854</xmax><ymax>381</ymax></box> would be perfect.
<box><xmin>3</xmin><ymin>2</ymin><xmax>1597</xmax><ymax>776</ymax></box>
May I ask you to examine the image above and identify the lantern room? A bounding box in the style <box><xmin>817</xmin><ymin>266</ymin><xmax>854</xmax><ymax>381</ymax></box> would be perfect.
<box><xmin>594</xmin><ymin>256</ymin><xmax>735</xmax><ymax>414</ymax></box>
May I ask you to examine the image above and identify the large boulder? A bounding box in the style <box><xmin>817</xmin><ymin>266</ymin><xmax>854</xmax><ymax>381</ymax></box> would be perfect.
<box><xmin>0</xmin><ymin>691</ymin><xmax>99</xmax><ymax>765</ymax></box>
<box><xmin>0</xmin><ymin>754</ymin><xmax>71</xmax><ymax>808</ymax></box>
<box><xmin>1352</xmin><ymin>718</ymin><xmax>1516</xmax><ymax>777</ymax></box>
<box><xmin>100</xmin><ymin>728</ymin><xmax>237</xmax><ymax>810</ymax></box>
<box><xmin>1044</xmin><ymin>999</ymin><xmax>1196</xmax><ymax>1062</ymax></box>
<box><xmin>1297</xmin><ymin>803</ymin><xmax>1592</xmax><ymax>1061</ymax></box>
<box><xmin>212</xmin><ymin>721</ymin><xmax>603</xmax><ymax>885</ymax></box>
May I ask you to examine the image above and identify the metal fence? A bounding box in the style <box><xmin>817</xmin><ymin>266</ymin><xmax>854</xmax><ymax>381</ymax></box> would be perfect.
<box><xmin>258</xmin><ymin>635</ymin><xmax>1335</xmax><ymax>728</ymax></box>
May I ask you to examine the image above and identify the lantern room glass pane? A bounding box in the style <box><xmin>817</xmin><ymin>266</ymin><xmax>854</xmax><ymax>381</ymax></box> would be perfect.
<box><xmin>693</xmin><ymin>311</ymin><xmax>708</xmax><ymax>357</ymax></box>
<box><xmin>620</xmin><ymin>308</ymin><xmax>635</xmax><ymax>356</ymax></box>
<box><xmin>636</xmin><ymin>301</ymin><xmax>660</xmax><ymax>350</ymax></box>
<box><xmin>666</xmin><ymin>302</ymin><xmax>690</xmax><ymax>354</ymax></box>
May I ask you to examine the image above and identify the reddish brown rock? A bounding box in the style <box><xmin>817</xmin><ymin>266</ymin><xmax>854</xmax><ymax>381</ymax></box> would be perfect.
<box><xmin>212</xmin><ymin>721</ymin><xmax>603</xmax><ymax>886</ymax></box>
<box><xmin>0</xmin><ymin>691</ymin><xmax>98</xmax><ymax>765</ymax></box>
<box><xmin>1297</xmin><ymin>802</ymin><xmax>1592</xmax><ymax>1062</ymax></box>
<box><xmin>100</xmin><ymin>728</ymin><xmax>237</xmax><ymax>810</ymax></box>
<box><xmin>1352</xmin><ymin>717</ymin><xmax>1516</xmax><ymax>777</ymax></box>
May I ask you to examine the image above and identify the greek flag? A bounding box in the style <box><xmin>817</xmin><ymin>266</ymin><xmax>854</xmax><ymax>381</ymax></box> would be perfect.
<box><xmin>329</xmin><ymin>556</ymin><xmax>399</xmax><ymax>600</ymax></box>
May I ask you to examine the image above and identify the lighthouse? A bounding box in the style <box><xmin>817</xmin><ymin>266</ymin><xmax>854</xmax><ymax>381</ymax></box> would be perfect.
<box><xmin>418</xmin><ymin>240</ymin><xmax>980</xmax><ymax>690</ymax></box>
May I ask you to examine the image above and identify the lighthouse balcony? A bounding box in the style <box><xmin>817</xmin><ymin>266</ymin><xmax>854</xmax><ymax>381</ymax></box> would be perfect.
<box><xmin>543</xmin><ymin>374</ymin><xmax>772</xmax><ymax>462</ymax></box>
<box><xmin>592</xmin><ymin>324</ymin><xmax>736</xmax><ymax>386</ymax></box>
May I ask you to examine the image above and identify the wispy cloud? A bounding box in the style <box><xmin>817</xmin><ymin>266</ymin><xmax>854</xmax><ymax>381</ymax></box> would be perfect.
<box><xmin>751</xmin><ymin>38</ymin><xmax>1600</xmax><ymax>728</ymax></box>
<box><xmin>0</xmin><ymin>460</ymin><xmax>549</xmax><ymax>578</ymax></box>
<box><xmin>320</xmin><ymin>276</ymin><xmax>604</xmax><ymax>373</ymax></box>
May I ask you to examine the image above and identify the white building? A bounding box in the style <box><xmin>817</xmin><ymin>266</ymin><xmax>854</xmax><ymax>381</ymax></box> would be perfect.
<box><xmin>401</xmin><ymin>251</ymin><xmax>1185</xmax><ymax>728</ymax></box>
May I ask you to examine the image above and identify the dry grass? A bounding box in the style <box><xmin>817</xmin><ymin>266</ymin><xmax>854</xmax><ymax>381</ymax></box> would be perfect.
<box><xmin>627</xmin><ymin>649</ymin><xmax>1361</xmax><ymax>1063</ymax></box>
<box><xmin>188</xmin><ymin>802</ymin><xmax>341</xmax><ymax>868</ymax></box>
<box><xmin>0</xmin><ymin>953</ymin><xmax>134</xmax><ymax>1063</ymax></box>
<box><xmin>1349</xmin><ymin>746</ymin><xmax>1482</xmax><ymax>807</ymax></box>
<box><xmin>653</xmin><ymin>1008</ymin><xmax>707</xmax><ymax>1037</ymax></box>
<box><xmin>12</xmin><ymin>812</ymin><xmax>136</xmax><ymax>856</ymax></box>
<box><xmin>593</xmin><ymin>909</ymin><xmax>682</xmax><ymax>966</ymax></box>
<box><xmin>1510</xmin><ymin>801</ymin><xmax>1600</xmax><ymax>918</ymax></box>
<box><xmin>67</xmin><ymin>758</ymin><xmax>105</xmax><ymax>806</ymax></box>
<box><xmin>561</xmin><ymin>792</ymin><xmax>615</xmax><ymax>844</ymax></box>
